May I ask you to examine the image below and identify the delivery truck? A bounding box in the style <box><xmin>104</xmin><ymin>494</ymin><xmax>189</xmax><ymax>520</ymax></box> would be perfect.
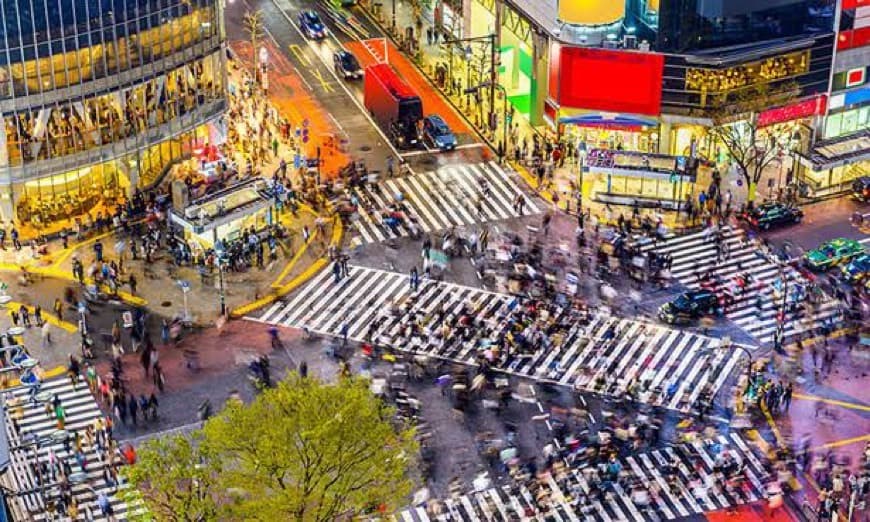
<box><xmin>364</xmin><ymin>63</ymin><xmax>423</xmax><ymax>148</ymax></box>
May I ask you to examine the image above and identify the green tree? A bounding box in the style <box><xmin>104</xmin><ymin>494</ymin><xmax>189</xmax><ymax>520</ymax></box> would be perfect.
<box><xmin>125</xmin><ymin>375</ymin><xmax>417</xmax><ymax>521</ymax></box>
<box><xmin>707</xmin><ymin>82</ymin><xmax>800</xmax><ymax>202</ymax></box>
<box><xmin>121</xmin><ymin>432</ymin><xmax>221</xmax><ymax>522</ymax></box>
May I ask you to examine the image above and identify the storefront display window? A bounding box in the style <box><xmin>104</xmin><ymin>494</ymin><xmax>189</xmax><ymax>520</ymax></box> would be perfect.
<box><xmin>15</xmin><ymin>163</ymin><xmax>126</xmax><ymax>230</ymax></box>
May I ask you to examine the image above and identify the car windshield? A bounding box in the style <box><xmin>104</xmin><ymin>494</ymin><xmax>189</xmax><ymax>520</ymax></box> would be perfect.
<box><xmin>429</xmin><ymin>120</ymin><xmax>447</xmax><ymax>136</ymax></box>
<box><xmin>305</xmin><ymin>13</ymin><xmax>320</xmax><ymax>24</ymax></box>
<box><xmin>341</xmin><ymin>54</ymin><xmax>358</xmax><ymax>69</ymax></box>
<box><xmin>673</xmin><ymin>295</ymin><xmax>691</xmax><ymax>309</ymax></box>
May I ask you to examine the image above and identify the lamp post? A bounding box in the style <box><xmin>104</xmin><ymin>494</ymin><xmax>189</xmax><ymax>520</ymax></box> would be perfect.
<box><xmin>218</xmin><ymin>259</ymin><xmax>226</xmax><ymax>317</ymax></box>
<box><xmin>701</xmin><ymin>339</ymin><xmax>754</xmax><ymax>392</ymax></box>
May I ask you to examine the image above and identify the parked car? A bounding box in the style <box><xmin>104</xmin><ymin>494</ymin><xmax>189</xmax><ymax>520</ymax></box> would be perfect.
<box><xmin>803</xmin><ymin>238</ymin><xmax>865</xmax><ymax>271</ymax></box>
<box><xmin>422</xmin><ymin>114</ymin><xmax>457</xmax><ymax>151</ymax></box>
<box><xmin>298</xmin><ymin>10</ymin><xmax>327</xmax><ymax>39</ymax></box>
<box><xmin>658</xmin><ymin>290</ymin><xmax>723</xmax><ymax>324</ymax></box>
<box><xmin>853</xmin><ymin>176</ymin><xmax>870</xmax><ymax>202</ymax></box>
<box><xmin>741</xmin><ymin>202</ymin><xmax>803</xmax><ymax>230</ymax></box>
<box><xmin>841</xmin><ymin>253</ymin><xmax>870</xmax><ymax>285</ymax></box>
<box><xmin>333</xmin><ymin>50</ymin><xmax>362</xmax><ymax>80</ymax></box>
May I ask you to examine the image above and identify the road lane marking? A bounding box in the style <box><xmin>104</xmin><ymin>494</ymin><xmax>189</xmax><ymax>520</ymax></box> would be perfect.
<box><xmin>810</xmin><ymin>434</ymin><xmax>870</xmax><ymax>451</ymax></box>
<box><xmin>793</xmin><ymin>393</ymin><xmax>870</xmax><ymax>411</ymax></box>
<box><xmin>310</xmin><ymin>67</ymin><xmax>336</xmax><ymax>92</ymax></box>
<box><xmin>288</xmin><ymin>44</ymin><xmax>312</xmax><ymax>66</ymax></box>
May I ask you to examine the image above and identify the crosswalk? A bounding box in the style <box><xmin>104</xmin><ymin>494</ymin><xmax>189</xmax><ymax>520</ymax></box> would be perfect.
<box><xmin>1</xmin><ymin>377</ymin><xmax>132</xmax><ymax>521</ymax></box>
<box><xmin>395</xmin><ymin>432</ymin><xmax>769</xmax><ymax>521</ymax></box>
<box><xmin>255</xmin><ymin>264</ymin><xmax>745</xmax><ymax>411</ymax></box>
<box><xmin>349</xmin><ymin>161</ymin><xmax>540</xmax><ymax>244</ymax></box>
<box><xmin>644</xmin><ymin>226</ymin><xmax>844</xmax><ymax>343</ymax></box>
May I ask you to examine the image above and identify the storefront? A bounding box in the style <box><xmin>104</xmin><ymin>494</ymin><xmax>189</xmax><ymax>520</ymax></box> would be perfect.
<box><xmin>546</xmin><ymin>45</ymin><xmax>665</xmax><ymax>152</ymax></box>
<box><xmin>796</xmin><ymin>130</ymin><xmax>870</xmax><ymax>197</ymax></box>
<box><xmin>585</xmin><ymin>150</ymin><xmax>696</xmax><ymax>210</ymax></box>
<box><xmin>170</xmin><ymin>179</ymin><xmax>274</xmax><ymax>249</ymax></box>
<box><xmin>825</xmin><ymin>83</ymin><xmax>870</xmax><ymax>139</ymax></box>
<box><xmin>558</xmin><ymin>113</ymin><xmax>660</xmax><ymax>153</ymax></box>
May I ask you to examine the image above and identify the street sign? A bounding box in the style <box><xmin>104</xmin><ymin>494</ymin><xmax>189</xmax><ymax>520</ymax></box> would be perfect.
<box><xmin>122</xmin><ymin>311</ymin><xmax>133</xmax><ymax>328</ymax></box>
<box><xmin>178</xmin><ymin>280</ymin><xmax>191</xmax><ymax>292</ymax></box>
<box><xmin>77</xmin><ymin>302</ymin><xmax>86</xmax><ymax>314</ymax></box>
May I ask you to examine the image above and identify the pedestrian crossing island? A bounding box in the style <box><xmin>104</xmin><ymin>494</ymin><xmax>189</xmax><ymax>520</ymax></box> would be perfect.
<box><xmin>255</xmin><ymin>264</ymin><xmax>749</xmax><ymax>412</ymax></box>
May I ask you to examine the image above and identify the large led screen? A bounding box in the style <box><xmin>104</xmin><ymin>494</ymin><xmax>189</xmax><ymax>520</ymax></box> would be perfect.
<box><xmin>554</xmin><ymin>47</ymin><xmax>664</xmax><ymax>116</ymax></box>
<box><xmin>558</xmin><ymin>0</ymin><xmax>626</xmax><ymax>26</ymax></box>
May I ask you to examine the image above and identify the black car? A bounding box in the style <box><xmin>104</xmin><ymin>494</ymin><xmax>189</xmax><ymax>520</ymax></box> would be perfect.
<box><xmin>658</xmin><ymin>290</ymin><xmax>722</xmax><ymax>324</ymax></box>
<box><xmin>333</xmin><ymin>50</ymin><xmax>362</xmax><ymax>80</ymax></box>
<box><xmin>741</xmin><ymin>202</ymin><xmax>803</xmax><ymax>230</ymax></box>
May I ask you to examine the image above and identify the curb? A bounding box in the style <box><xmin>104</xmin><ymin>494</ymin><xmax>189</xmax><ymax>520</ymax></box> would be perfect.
<box><xmin>230</xmin><ymin>216</ymin><xmax>343</xmax><ymax>318</ymax></box>
<box><xmin>4</xmin><ymin>301</ymin><xmax>78</xmax><ymax>333</ymax></box>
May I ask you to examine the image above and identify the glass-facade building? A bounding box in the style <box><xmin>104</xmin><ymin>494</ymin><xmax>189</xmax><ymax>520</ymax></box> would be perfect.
<box><xmin>0</xmin><ymin>0</ymin><xmax>227</xmax><ymax>232</ymax></box>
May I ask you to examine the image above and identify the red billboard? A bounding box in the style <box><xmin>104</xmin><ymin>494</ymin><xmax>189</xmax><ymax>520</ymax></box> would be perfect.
<box><xmin>551</xmin><ymin>47</ymin><xmax>664</xmax><ymax>116</ymax></box>
<box><xmin>757</xmin><ymin>95</ymin><xmax>827</xmax><ymax>128</ymax></box>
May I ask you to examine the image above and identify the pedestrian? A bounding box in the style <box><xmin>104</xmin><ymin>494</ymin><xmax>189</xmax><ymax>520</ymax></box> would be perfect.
<box><xmin>128</xmin><ymin>274</ymin><xmax>137</xmax><ymax>296</ymax></box>
<box><xmin>41</xmin><ymin>321</ymin><xmax>52</xmax><ymax>348</ymax></box>
<box><xmin>333</xmin><ymin>261</ymin><xmax>341</xmax><ymax>284</ymax></box>
<box><xmin>302</xmin><ymin>225</ymin><xmax>311</xmax><ymax>243</ymax></box>
<box><xmin>19</xmin><ymin>305</ymin><xmax>30</xmax><ymax>327</ymax></box>
<box><xmin>33</xmin><ymin>305</ymin><xmax>43</xmax><ymax>327</ymax></box>
<box><xmin>94</xmin><ymin>240</ymin><xmax>103</xmax><ymax>262</ymax></box>
<box><xmin>11</xmin><ymin>228</ymin><xmax>20</xmax><ymax>250</ymax></box>
<box><xmin>410</xmin><ymin>266</ymin><xmax>419</xmax><ymax>291</ymax></box>
<box><xmin>128</xmin><ymin>394</ymin><xmax>138</xmax><ymax>425</ymax></box>
<box><xmin>783</xmin><ymin>383</ymin><xmax>793</xmax><ymax>412</ymax></box>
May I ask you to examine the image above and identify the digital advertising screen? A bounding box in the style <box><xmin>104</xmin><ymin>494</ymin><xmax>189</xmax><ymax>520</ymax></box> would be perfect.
<box><xmin>552</xmin><ymin>47</ymin><xmax>664</xmax><ymax>116</ymax></box>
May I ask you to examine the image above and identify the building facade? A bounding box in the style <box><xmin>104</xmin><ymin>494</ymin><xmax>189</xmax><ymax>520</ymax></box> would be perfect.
<box><xmin>0</xmin><ymin>0</ymin><xmax>228</xmax><ymax>233</ymax></box>
<box><xmin>428</xmin><ymin>0</ymin><xmax>862</xmax><ymax>199</ymax></box>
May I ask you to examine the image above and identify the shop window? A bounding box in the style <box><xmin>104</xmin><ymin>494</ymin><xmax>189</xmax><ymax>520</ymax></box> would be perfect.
<box><xmin>16</xmin><ymin>163</ymin><xmax>123</xmax><ymax>230</ymax></box>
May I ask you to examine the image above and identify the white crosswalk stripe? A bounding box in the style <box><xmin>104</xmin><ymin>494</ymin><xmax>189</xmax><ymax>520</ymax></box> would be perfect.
<box><xmin>0</xmin><ymin>377</ymin><xmax>133</xmax><ymax>521</ymax></box>
<box><xmin>349</xmin><ymin>161</ymin><xmax>540</xmax><ymax>244</ymax></box>
<box><xmin>645</xmin><ymin>226</ymin><xmax>844</xmax><ymax>343</ymax></box>
<box><xmin>255</xmin><ymin>264</ymin><xmax>743</xmax><ymax>411</ymax></box>
<box><xmin>394</xmin><ymin>432</ymin><xmax>768</xmax><ymax>521</ymax></box>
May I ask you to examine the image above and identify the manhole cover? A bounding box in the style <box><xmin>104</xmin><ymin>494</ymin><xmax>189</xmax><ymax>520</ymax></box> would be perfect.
<box><xmin>359</xmin><ymin>145</ymin><xmax>372</xmax><ymax>152</ymax></box>
<box><xmin>161</xmin><ymin>301</ymin><xmax>172</xmax><ymax>307</ymax></box>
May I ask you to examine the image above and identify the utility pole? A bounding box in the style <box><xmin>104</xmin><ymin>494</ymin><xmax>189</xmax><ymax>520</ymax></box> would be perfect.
<box><xmin>489</xmin><ymin>0</ymin><xmax>500</xmax><ymax>134</ymax></box>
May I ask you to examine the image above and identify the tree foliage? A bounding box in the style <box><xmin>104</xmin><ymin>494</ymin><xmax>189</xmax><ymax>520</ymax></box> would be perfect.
<box><xmin>124</xmin><ymin>375</ymin><xmax>417</xmax><ymax>521</ymax></box>
<box><xmin>707</xmin><ymin>82</ymin><xmax>800</xmax><ymax>199</ymax></box>
<box><xmin>121</xmin><ymin>431</ymin><xmax>221</xmax><ymax>522</ymax></box>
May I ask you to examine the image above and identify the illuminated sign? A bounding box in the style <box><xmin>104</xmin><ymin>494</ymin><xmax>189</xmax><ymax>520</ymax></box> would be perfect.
<box><xmin>757</xmin><ymin>95</ymin><xmax>827</xmax><ymax>127</ymax></box>
<box><xmin>847</xmin><ymin>67</ymin><xmax>867</xmax><ymax>87</ymax></box>
<box><xmin>558</xmin><ymin>0</ymin><xmax>626</xmax><ymax>26</ymax></box>
<box><xmin>551</xmin><ymin>46</ymin><xmax>664</xmax><ymax>116</ymax></box>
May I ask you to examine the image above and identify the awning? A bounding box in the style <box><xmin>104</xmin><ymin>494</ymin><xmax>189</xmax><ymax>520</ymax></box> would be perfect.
<box><xmin>558</xmin><ymin>113</ymin><xmax>658</xmax><ymax>130</ymax></box>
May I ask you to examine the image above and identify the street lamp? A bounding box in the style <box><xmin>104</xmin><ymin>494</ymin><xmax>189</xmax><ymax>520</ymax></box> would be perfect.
<box><xmin>700</xmin><ymin>339</ymin><xmax>754</xmax><ymax>393</ymax></box>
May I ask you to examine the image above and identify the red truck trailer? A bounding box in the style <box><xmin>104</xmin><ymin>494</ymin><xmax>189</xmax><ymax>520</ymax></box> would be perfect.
<box><xmin>363</xmin><ymin>63</ymin><xmax>423</xmax><ymax>148</ymax></box>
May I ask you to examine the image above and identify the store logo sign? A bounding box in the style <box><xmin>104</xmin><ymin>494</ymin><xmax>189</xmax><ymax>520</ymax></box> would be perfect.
<box><xmin>846</xmin><ymin>67</ymin><xmax>866</xmax><ymax>88</ymax></box>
